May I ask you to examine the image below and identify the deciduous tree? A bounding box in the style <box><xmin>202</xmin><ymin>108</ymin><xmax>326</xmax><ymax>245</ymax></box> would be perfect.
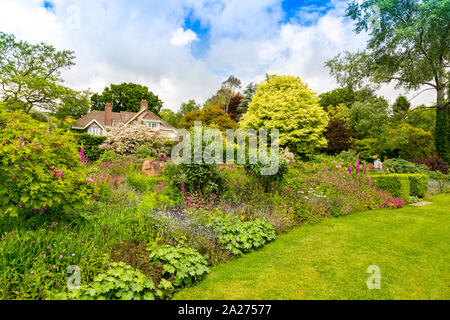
<box><xmin>240</xmin><ymin>75</ymin><xmax>328</xmax><ymax>154</ymax></box>
<box><xmin>0</xmin><ymin>32</ymin><xmax>75</xmax><ymax>113</ymax></box>
<box><xmin>327</xmin><ymin>0</ymin><xmax>449</xmax><ymax>162</ymax></box>
<box><xmin>91</xmin><ymin>82</ymin><xmax>163</xmax><ymax>114</ymax></box>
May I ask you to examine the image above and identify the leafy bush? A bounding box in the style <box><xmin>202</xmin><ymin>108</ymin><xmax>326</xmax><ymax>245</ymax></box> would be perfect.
<box><xmin>383</xmin><ymin>158</ymin><xmax>428</xmax><ymax>174</ymax></box>
<box><xmin>163</xmin><ymin>161</ymin><xmax>228</xmax><ymax>195</ymax></box>
<box><xmin>371</xmin><ymin>174</ymin><xmax>410</xmax><ymax>202</ymax></box>
<box><xmin>244</xmin><ymin>151</ymin><xmax>289</xmax><ymax>192</ymax></box>
<box><xmin>52</xmin><ymin>262</ymin><xmax>173</xmax><ymax>300</ymax></box>
<box><xmin>98</xmin><ymin>150</ymin><xmax>121</xmax><ymax>163</ymax></box>
<box><xmin>135</xmin><ymin>145</ymin><xmax>154</xmax><ymax>159</ymax></box>
<box><xmin>413</xmin><ymin>154</ymin><xmax>449</xmax><ymax>174</ymax></box>
<box><xmin>148</xmin><ymin>245</ymin><xmax>209</xmax><ymax>288</ymax></box>
<box><xmin>0</xmin><ymin>110</ymin><xmax>92</xmax><ymax>217</ymax></box>
<box><xmin>73</xmin><ymin>133</ymin><xmax>107</xmax><ymax>161</ymax></box>
<box><xmin>208</xmin><ymin>217</ymin><xmax>276</xmax><ymax>256</ymax></box>
<box><xmin>380</xmin><ymin>123</ymin><xmax>434</xmax><ymax>161</ymax></box>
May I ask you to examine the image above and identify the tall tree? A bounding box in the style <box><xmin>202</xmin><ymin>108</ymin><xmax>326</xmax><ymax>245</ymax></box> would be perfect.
<box><xmin>180</xmin><ymin>99</ymin><xmax>201</xmax><ymax>115</ymax></box>
<box><xmin>205</xmin><ymin>75</ymin><xmax>241</xmax><ymax>115</ymax></box>
<box><xmin>159</xmin><ymin>109</ymin><xmax>182</xmax><ymax>127</ymax></box>
<box><xmin>349</xmin><ymin>99</ymin><xmax>389</xmax><ymax>138</ymax></box>
<box><xmin>91</xmin><ymin>82</ymin><xmax>163</xmax><ymax>114</ymax></box>
<box><xmin>392</xmin><ymin>95</ymin><xmax>411</xmax><ymax>120</ymax></box>
<box><xmin>237</xmin><ymin>82</ymin><xmax>257</xmax><ymax>120</ymax></box>
<box><xmin>0</xmin><ymin>32</ymin><xmax>75</xmax><ymax>113</ymax></box>
<box><xmin>318</xmin><ymin>87</ymin><xmax>376</xmax><ymax>111</ymax></box>
<box><xmin>221</xmin><ymin>75</ymin><xmax>241</xmax><ymax>114</ymax></box>
<box><xmin>227</xmin><ymin>93</ymin><xmax>244</xmax><ymax>122</ymax></box>
<box><xmin>327</xmin><ymin>0</ymin><xmax>449</xmax><ymax>162</ymax></box>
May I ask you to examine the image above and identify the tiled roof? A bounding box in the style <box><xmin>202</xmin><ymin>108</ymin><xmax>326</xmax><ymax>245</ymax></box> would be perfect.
<box><xmin>73</xmin><ymin>109</ymin><xmax>175</xmax><ymax>130</ymax></box>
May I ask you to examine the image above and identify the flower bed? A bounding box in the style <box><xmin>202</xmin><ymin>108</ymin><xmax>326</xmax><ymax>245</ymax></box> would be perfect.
<box><xmin>0</xmin><ymin>148</ymin><xmax>412</xmax><ymax>300</ymax></box>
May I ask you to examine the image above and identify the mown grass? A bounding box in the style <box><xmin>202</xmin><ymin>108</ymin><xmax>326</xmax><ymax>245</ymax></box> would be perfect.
<box><xmin>174</xmin><ymin>194</ymin><xmax>450</xmax><ymax>300</ymax></box>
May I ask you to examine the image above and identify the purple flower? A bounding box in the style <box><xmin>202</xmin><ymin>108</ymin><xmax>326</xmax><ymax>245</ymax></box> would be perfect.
<box><xmin>356</xmin><ymin>156</ymin><xmax>360</xmax><ymax>174</ymax></box>
<box><xmin>79</xmin><ymin>146</ymin><xmax>87</xmax><ymax>164</ymax></box>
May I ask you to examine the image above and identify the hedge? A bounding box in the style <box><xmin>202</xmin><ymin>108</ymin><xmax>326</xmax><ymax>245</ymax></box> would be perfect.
<box><xmin>404</xmin><ymin>174</ymin><xmax>429</xmax><ymax>198</ymax></box>
<box><xmin>371</xmin><ymin>173</ymin><xmax>429</xmax><ymax>201</ymax></box>
<box><xmin>371</xmin><ymin>174</ymin><xmax>410</xmax><ymax>203</ymax></box>
<box><xmin>74</xmin><ymin>133</ymin><xmax>107</xmax><ymax>161</ymax></box>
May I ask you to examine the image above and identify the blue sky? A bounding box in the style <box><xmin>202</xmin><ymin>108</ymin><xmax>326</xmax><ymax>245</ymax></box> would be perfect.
<box><xmin>182</xmin><ymin>0</ymin><xmax>333</xmax><ymax>60</ymax></box>
<box><xmin>0</xmin><ymin>0</ymin><xmax>435</xmax><ymax>109</ymax></box>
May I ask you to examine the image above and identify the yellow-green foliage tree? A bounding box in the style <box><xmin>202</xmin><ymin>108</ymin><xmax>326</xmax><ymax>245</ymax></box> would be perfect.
<box><xmin>178</xmin><ymin>106</ymin><xmax>238</xmax><ymax>131</ymax></box>
<box><xmin>240</xmin><ymin>75</ymin><xmax>328</xmax><ymax>154</ymax></box>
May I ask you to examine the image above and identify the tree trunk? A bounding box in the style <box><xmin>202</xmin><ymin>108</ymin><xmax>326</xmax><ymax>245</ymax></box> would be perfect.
<box><xmin>435</xmin><ymin>87</ymin><xmax>449</xmax><ymax>163</ymax></box>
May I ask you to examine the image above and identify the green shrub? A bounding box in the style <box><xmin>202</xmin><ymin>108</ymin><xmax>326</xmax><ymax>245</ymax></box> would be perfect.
<box><xmin>0</xmin><ymin>110</ymin><xmax>93</xmax><ymax>217</ymax></box>
<box><xmin>162</xmin><ymin>161</ymin><xmax>228</xmax><ymax>195</ymax></box>
<box><xmin>135</xmin><ymin>145</ymin><xmax>154</xmax><ymax>159</ymax></box>
<box><xmin>51</xmin><ymin>262</ymin><xmax>173</xmax><ymax>300</ymax></box>
<box><xmin>244</xmin><ymin>156</ymin><xmax>289</xmax><ymax>192</ymax></box>
<box><xmin>208</xmin><ymin>217</ymin><xmax>276</xmax><ymax>256</ymax></box>
<box><xmin>371</xmin><ymin>174</ymin><xmax>410</xmax><ymax>203</ymax></box>
<box><xmin>404</xmin><ymin>174</ymin><xmax>428</xmax><ymax>198</ymax></box>
<box><xmin>383</xmin><ymin>158</ymin><xmax>429</xmax><ymax>174</ymax></box>
<box><xmin>97</xmin><ymin>150</ymin><xmax>121</xmax><ymax>163</ymax></box>
<box><xmin>148</xmin><ymin>245</ymin><xmax>209</xmax><ymax>289</ymax></box>
<box><xmin>73</xmin><ymin>133</ymin><xmax>107</xmax><ymax>161</ymax></box>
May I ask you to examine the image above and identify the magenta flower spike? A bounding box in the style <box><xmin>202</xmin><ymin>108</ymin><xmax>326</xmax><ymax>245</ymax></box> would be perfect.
<box><xmin>79</xmin><ymin>146</ymin><xmax>87</xmax><ymax>164</ymax></box>
<box><xmin>364</xmin><ymin>166</ymin><xmax>367</xmax><ymax>175</ymax></box>
<box><xmin>348</xmin><ymin>164</ymin><xmax>352</xmax><ymax>174</ymax></box>
<box><xmin>356</xmin><ymin>156</ymin><xmax>360</xmax><ymax>174</ymax></box>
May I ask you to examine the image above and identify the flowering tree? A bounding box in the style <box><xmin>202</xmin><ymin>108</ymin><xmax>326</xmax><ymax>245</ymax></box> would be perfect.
<box><xmin>0</xmin><ymin>108</ymin><xmax>92</xmax><ymax>217</ymax></box>
<box><xmin>99</xmin><ymin>124</ymin><xmax>170</xmax><ymax>156</ymax></box>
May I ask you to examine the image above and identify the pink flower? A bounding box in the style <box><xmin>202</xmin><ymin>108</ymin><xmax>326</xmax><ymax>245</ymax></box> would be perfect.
<box><xmin>356</xmin><ymin>156</ymin><xmax>360</xmax><ymax>174</ymax></box>
<box><xmin>79</xmin><ymin>147</ymin><xmax>87</xmax><ymax>164</ymax></box>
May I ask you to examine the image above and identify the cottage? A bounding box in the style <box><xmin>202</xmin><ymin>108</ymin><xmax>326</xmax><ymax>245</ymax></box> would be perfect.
<box><xmin>72</xmin><ymin>99</ymin><xmax>178</xmax><ymax>140</ymax></box>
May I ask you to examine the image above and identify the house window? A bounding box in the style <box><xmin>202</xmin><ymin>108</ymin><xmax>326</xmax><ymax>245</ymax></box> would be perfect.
<box><xmin>144</xmin><ymin>121</ymin><xmax>159</xmax><ymax>130</ymax></box>
<box><xmin>87</xmin><ymin>126</ymin><xmax>101</xmax><ymax>136</ymax></box>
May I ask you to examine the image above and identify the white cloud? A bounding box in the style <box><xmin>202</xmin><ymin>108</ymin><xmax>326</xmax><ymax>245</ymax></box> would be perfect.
<box><xmin>170</xmin><ymin>28</ymin><xmax>198</xmax><ymax>46</ymax></box>
<box><xmin>0</xmin><ymin>0</ymin><xmax>436</xmax><ymax>111</ymax></box>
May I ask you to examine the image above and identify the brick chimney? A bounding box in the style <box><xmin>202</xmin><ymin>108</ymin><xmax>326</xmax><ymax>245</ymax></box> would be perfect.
<box><xmin>140</xmin><ymin>99</ymin><xmax>148</xmax><ymax>111</ymax></box>
<box><xmin>105</xmin><ymin>102</ymin><xmax>112</xmax><ymax>126</ymax></box>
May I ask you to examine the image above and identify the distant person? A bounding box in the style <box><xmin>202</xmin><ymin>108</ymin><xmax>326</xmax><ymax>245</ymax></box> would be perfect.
<box><xmin>373</xmin><ymin>156</ymin><xmax>383</xmax><ymax>171</ymax></box>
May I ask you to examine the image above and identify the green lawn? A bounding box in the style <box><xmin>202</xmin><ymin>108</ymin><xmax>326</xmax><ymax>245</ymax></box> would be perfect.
<box><xmin>174</xmin><ymin>194</ymin><xmax>450</xmax><ymax>300</ymax></box>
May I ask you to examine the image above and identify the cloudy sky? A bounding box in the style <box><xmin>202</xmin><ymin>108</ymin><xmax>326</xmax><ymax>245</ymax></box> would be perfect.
<box><xmin>0</xmin><ymin>0</ymin><xmax>435</xmax><ymax>111</ymax></box>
